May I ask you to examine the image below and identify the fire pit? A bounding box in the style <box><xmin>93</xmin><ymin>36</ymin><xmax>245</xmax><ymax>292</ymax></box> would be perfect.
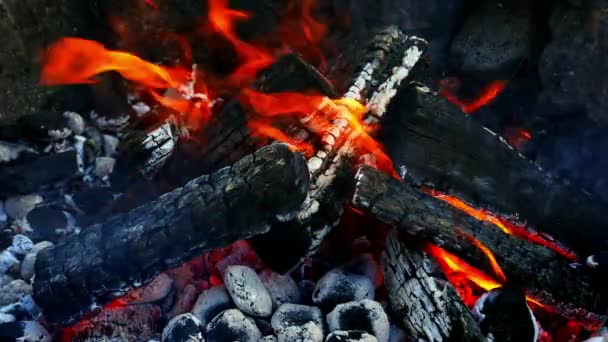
<box><xmin>0</xmin><ymin>0</ymin><xmax>607</xmax><ymax>341</ymax></box>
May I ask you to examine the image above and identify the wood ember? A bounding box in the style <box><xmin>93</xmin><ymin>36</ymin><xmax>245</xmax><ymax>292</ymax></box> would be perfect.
<box><xmin>32</xmin><ymin>144</ymin><xmax>310</xmax><ymax>325</ymax></box>
<box><xmin>352</xmin><ymin>164</ymin><xmax>608</xmax><ymax>327</ymax></box>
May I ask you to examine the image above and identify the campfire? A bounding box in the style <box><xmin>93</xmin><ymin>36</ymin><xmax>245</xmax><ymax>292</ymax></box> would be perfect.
<box><xmin>0</xmin><ymin>0</ymin><xmax>606</xmax><ymax>341</ymax></box>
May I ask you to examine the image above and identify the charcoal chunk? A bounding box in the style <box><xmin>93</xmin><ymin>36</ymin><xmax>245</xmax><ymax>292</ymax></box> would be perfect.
<box><xmin>312</xmin><ymin>270</ymin><xmax>374</xmax><ymax>310</ymax></box>
<box><xmin>25</xmin><ymin>207</ymin><xmax>67</xmax><ymax>241</ymax></box>
<box><xmin>327</xmin><ymin>300</ymin><xmax>389</xmax><ymax>342</ymax></box>
<box><xmin>5</xmin><ymin>196</ymin><xmax>42</xmax><ymax>220</ymax></box>
<box><xmin>327</xmin><ymin>330</ymin><xmax>379</xmax><ymax>342</ymax></box>
<box><xmin>223</xmin><ymin>265</ymin><xmax>272</xmax><ymax>317</ymax></box>
<box><xmin>20</xmin><ymin>241</ymin><xmax>53</xmax><ymax>281</ymax></box>
<box><xmin>129</xmin><ymin>273</ymin><xmax>174</xmax><ymax>305</ymax></box>
<box><xmin>260</xmin><ymin>335</ymin><xmax>278</xmax><ymax>342</ymax></box>
<box><xmin>276</xmin><ymin>321</ymin><xmax>324</xmax><ymax>342</ymax></box>
<box><xmin>271</xmin><ymin>304</ymin><xmax>324</xmax><ymax>334</ymax></box>
<box><xmin>206</xmin><ymin>309</ymin><xmax>262</xmax><ymax>342</ymax></box>
<box><xmin>0</xmin><ymin>321</ymin><xmax>51</xmax><ymax>342</ymax></box>
<box><xmin>191</xmin><ymin>286</ymin><xmax>233</xmax><ymax>327</ymax></box>
<box><xmin>0</xmin><ymin>279</ymin><xmax>32</xmax><ymax>306</ymax></box>
<box><xmin>259</xmin><ymin>270</ymin><xmax>301</xmax><ymax>310</ymax></box>
<box><xmin>162</xmin><ymin>313</ymin><xmax>205</xmax><ymax>342</ymax></box>
<box><xmin>8</xmin><ymin>235</ymin><xmax>34</xmax><ymax>256</ymax></box>
<box><xmin>16</xmin><ymin>111</ymin><xmax>71</xmax><ymax>143</ymax></box>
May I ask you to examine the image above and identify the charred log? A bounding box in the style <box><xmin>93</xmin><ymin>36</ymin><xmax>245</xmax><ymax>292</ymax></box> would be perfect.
<box><xmin>33</xmin><ymin>144</ymin><xmax>310</xmax><ymax>326</ymax></box>
<box><xmin>352</xmin><ymin>165</ymin><xmax>608</xmax><ymax>327</ymax></box>
<box><xmin>383</xmin><ymin>230</ymin><xmax>485</xmax><ymax>341</ymax></box>
<box><xmin>381</xmin><ymin>81</ymin><xmax>608</xmax><ymax>258</ymax></box>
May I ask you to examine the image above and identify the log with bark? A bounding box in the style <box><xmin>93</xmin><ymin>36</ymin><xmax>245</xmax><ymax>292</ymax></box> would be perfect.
<box><xmin>33</xmin><ymin>143</ymin><xmax>310</xmax><ymax>326</ymax></box>
<box><xmin>381</xmin><ymin>81</ymin><xmax>608</xmax><ymax>258</ymax></box>
<box><xmin>352</xmin><ymin>164</ymin><xmax>608</xmax><ymax>328</ymax></box>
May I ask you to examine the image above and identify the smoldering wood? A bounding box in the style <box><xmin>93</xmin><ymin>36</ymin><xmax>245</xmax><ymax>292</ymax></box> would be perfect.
<box><xmin>383</xmin><ymin>230</ymin><xmax>485</xmax><ymax>342</ymax></box>
<box><xmin>33</xmin><ymin>144</ymin><xmax>310</xmax><ymax>326</ymax></box>
<box><xmin>381</xmin><ymin>82</ymin><xmax>608</xmax><ymax>258</ymax></box>
<box><xmin>352</xmin><ymin>165</ymin><xmax>608</xmax><ymax>326</ymax></box>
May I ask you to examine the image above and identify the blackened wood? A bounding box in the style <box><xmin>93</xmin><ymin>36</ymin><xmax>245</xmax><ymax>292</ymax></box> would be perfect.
<box><xmin>33</xmin><ymin>144</ymin><xmax>309</xmax><ymax>326</ymax></box>
<box><xmin>383</xmin><ymin>230</ymin><xmax>485</xmax><ymax>342</ymax></box>
<box><xmin>382</xmin><ymin>82</ymin><xmax>608</xmax><ymax>257</ymax></box>
<box><xmin>353</xmin><ymin>165</ymin><xmax>608</xmax><ymax>327</ymax></box>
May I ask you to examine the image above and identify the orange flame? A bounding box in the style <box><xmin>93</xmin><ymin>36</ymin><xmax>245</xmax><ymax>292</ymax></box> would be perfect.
<box><xmin>207</xmin><ymin>0</ymin><xmax>275</xmax><ymax>85</ymax></box>
<box><xmin>248</xmin><ymin>120</ymin><xmax>315</xmax><ymax>157</ymax></box>
<box><xmin>459</xmin><ymin>230</ymin><xmax>507</xmax><ymax>283</ymax></box>
<box><xmin>426</xmin><ymin>189</ymin><xmax>577</xmax><ymax>260</ymax></box>
<box><xmin>440</xmin><ymin>80</ymin><xmax>507</xmax><ymax>114</ymax></box>
<box><xmin>41</xmin><ymin>38</ymin><xmax>189</xmax><ymax>89</ymax></box>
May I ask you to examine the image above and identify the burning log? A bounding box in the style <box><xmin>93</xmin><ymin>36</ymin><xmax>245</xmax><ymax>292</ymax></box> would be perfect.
<box><xmin>32</xmin><ymin>143</ymin><xmax>310</xmax><ymax>326</ymax></box>
<box><xmin>352</xmin><ymin>165</ymin><xmax>608</xmax><ymax>327</ymax></box>
<box><xmin>383</xmin><ymin>230</ymin><xmax>485</xmax><ymax>341</ymax></box>
<box><xmin>381</xmin><ymin>81</ymin><xmax>608</xmax><ymax>258</ymax></box>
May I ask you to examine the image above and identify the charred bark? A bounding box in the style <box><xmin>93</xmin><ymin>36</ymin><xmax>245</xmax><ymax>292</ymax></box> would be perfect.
<box><xmin>383</xmin><ymin>230</ymin><xmax>485</xmax><ymax>342</ymax></box>
<box><xmin>33</xmin><ymin>144</ymin><xmax>310</xmax><ymax>326</ymax></box>
<box><xmin>381</xmin><ymin>81</ymin><xmax>608</xmax><ymax>257</ymax></box>
<box><xmin>353</xmin><ymin>165</ymin><xmax>608</xmax><ymax>327</ymax></box>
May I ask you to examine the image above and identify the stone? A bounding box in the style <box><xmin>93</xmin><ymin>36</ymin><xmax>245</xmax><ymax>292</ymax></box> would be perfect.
<box><xmin>327</xmin><ymin>330</ymin><xmax>379</xmax><ymax>342</ymax></box>
<box><xmin>0</xmin><ymin>251</ymin><xmax>18</xmax><ymax>275</ymax></box>
<box><xmin>0</xmin><ymin>279</ymin><xmax>32</xmax><ymax>306</ymax></box>
<box><xmin>271</xmin><ymin>304</ymin><xmax>324</xmax><ymax>334</ymax></box>
<box><xmin>129</xmin><ymin>273</ymin><xmax>174</xmax><ymax>304</ymax></box>
<box><xmin>312</xmin><ymin>271</ymin><xmax>374</xmax><ymax>310</ymax></box>
<box><xmin>8</xmin><ymin>235</ymin><xmax>34</xmax><ymax>256</ymax></box>
<box><xmin>191</xmin><ymin>286</ymin><xmax>233</xmax><ymax>327</ymax></box>
<box><xmin>162</xmin><ymin>313</ymin><xmax>205</xmax><ymax>342</ymax></box>
<box><xmin>259</xmin><ymin>269</ymin><xmax>301</xmax><ymax>310</ymax></box>
<box><xmin>20</xmin><ymin>241</ymin><xmax>54</xmax><ymax>281</ymax></box>
<box><xmin>4</xmin><ymin>195</ymin><xmax>42</xmax><ymax>220</ymax></box>
<box><xmin>206</xmin><ymin>309</ymin><xmax>262</xmax><ymax>342</ymax></box>
<box><xmin>450</xmin><ymin>0</ymin><xmax>530</xmax><ymax>75</ymax></box>
<box><xmin>93</xmin><ymin>157</ymin><xmax>116</xmax><ymax>179</ymax></box>
<box><xmin>0</xmin><ymin>321</ymin><xmax>51</xmax><ymax>342</ymax></box>
<box><xmin>223</xmin><ymin>265</ymin><xmax>272</xmax><ymax>317</ymax></box>
<box><xmin>276</xmin><ymin>321</ymin><xmax>324</xmax><ymax>342</ymax></box>
<box><xmin>327</xmin><ymin>300</ymin><xmax>390</xmax><ymax>342</ymax></box>
<box><xmin>64</xmin><ymin>112</ymin><xmax>85</xmax><ymax>135</ymax></box>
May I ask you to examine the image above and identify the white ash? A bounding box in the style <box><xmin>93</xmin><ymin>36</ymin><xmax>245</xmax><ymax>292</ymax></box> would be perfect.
<box><xmin>64</xmin><ymin>111</ymin><xmax>85</xmax><ymax>135</ymax></box>
<box><xmin>206</xmin><ymin>309</ymin><xmax>262</xmax><ymax>342</ymax></box>
<box><xmin>0</xmin><ymin>141</ymin><xmax>34</xmax><ymax>163</ymax></box>
<box><xmin>0</xmin><ymin>294</ymin><xmax>40</xmax><ymax>319</ymax></box>
<box><xmin>0</xmin><ymin>321</ymin><xmax>51</xmax><ymax>342</ymax></box>
<box><xmin>73</xmin><ymin>135</ymin><xmax>87</xmax><ymax>173</ymax></box>
<box><xmin>8</xmin><ymin>235</ymin><xmax>34</xmax><ymax>256</ymax></box>
<box><xmin>271</xmin><ymin>304</ymin><xmax>324</xmax><ymax>334</ymax></box>
<box><xmin>47</xmin><ymin>127</ymin><xmax>72</xmax><ymax>142</ymax></box>
<box><xmin>103</xmin><ymin>134</ymin><xmax>120</xmax><ymax>157</ymax></box>
<box><xmin>166</xmin><ymin>284</ymin><xmax>198</xmax><ymax>319</ymax></box>
<box><xmin>327</xmin><ymin>330</ymin><xmax>379</xmax><ymax>342</ymax></box>
<box><xmin>162</xmin><ymin>313</ymin><xmax>205</xmax><ymax>342</ymax></box>
<box><xmin>276</xmin><ymin>321</ymin><xmax>324</xmax><ymax>342</ymax></box>
<box><xmin>0</xmin><ymin>251</ymin><xmax>18</xmax><ymax>275</ymax></box>
<box><xmin>191</xmin><ymin>286</ymin><xmax>233</xmax><ymax>327</ymax></box>
<box><xmin>0</xmin><ymin>279</ymin><xmax>31</xmax><ymax>306</ymax></box>
<box><xmin>132</xmin><ymin>102</ymin><xmax>151</xmax><ymax>117</ymax></box>
<box><xmin>4</xmin><ymin>195</ymin><xmax>42</xmax><ymax>220</ymax></box>
<box><xmin>259</xmin><ymin>270</ymin><xmax>301</xmax><ymax>310</ymax></box>
<box><xmin>20</xmin><ymin>241</ymin><xmax>53</xmax><ymax>282</ymax></box>
<box><xmin>90</xmin><ymin>110</ymin><xmax>130</xmax><ymax>132</ymax></box>
<box><xmin>327</xmin><ymin>299</ymin><xmax>390</xmax><ymax>342</ymax></box>
<box><xmin>93</xmin><ymin>156</ymin><xmax>116</xmax><ymax>179</ymax></box>
<box><xmin>260</xmin><ymin>335</ymin><xmax>278</xmax><ymax>342</ymax></box>
<box><xmin>129</xmin><ymin>273</ymin><xmax>174</xmax><ymax>305</ymax></box>
<box><xmin>222</xmin><ymin>265</ymin><xmax>272</xmax><ymax>317</ymax></box>
<box><xmin>0</xmin><ymin>312</ymin><xmax>15</xmax><ymax>323</ymax></box>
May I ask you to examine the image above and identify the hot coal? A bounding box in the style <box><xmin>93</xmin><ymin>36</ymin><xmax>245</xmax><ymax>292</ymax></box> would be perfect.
<box><xmin>0</xmin><ymin>321</ymin><xmax>51</xmax><ymax>342</ymax></box>
<box><xmin>327</xmin><ymin>299</ymin><xmax>390</xmax><ymax>342</ymax></box>
<box><xmin>162</xmin><ymin>313</ymin><xmax>205</xmax><ymax>342</ymax></box>
<box><xmin>166</xmin><ymin>284</ymin><xmax>198</xmax><ymax>318</ymax></box>
<box><xmin>312</xmin><ymin>268</ymin><xmax>374</xmax><ymax>311</ymax></box>
<box><xmin>129</xmin><ymin>273</ymin><xmax>174</xmax><ymax>305</ymax></box>
<box><xmin>270</xmin><ymin>304</ymin><xmax>324</xmax><ymax>334</ymax></box>
<box><xmin>206</xmin><ymin>309</ymin><xmax>262</xmax><ymax>342</ymax></box>
<box><xmin>276</xmin><ymin>321</ymin><xmax>324</xmax><ymax>342</ymax></box>
<box><xmin>191</xmin><ymin>286</ymin><xmax>233</xmax><ymax>327</ymax></box>
<box><xmin>223</xmin><ymin>265</ymin><xmax>273</xmax><ymax>317</ymax></box>
<box><xmin>326</xmin><ymin>330</ymin><xmax>379</xmax><ymax>342</ymax></box>
<box><xmin>259</xmin><ymin>270</ymin><xmax>302</xmax><ymax>310</ymax></box>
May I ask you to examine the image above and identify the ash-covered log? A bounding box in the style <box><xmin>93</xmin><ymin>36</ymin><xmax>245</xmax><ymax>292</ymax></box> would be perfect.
<box><xmin>383</xmin><ymin>230</ymin><xmax>485</xmax><ymax>341</ymax></box>
<box><xmin>33</xmin><ymin>144</ymin><xmax>310</xmax><ymax>326</ymax></box>
<box><xmin>352</xmin><ymin>165</ymin><xmax>608</xmax><ymax>327</ymax></box>
<box><xmin>381</xmin><ymin>81</ymin><xmax>608</xmax><ymax>258</ymax></box>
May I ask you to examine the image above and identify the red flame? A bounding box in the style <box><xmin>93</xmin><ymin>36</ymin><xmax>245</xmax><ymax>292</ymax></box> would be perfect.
<box><xmin>279</xmin><ymin>0</ymin><xmax>328</xmax><ymax>69</ymax></box>
<box><xmin>440</xmin><ymin>80</ymin><xmax>507</xmax><ymax>114</ymax></box>
<box><xmin>458</xmin><ymin>229</ymin><xmax>507</xmax><ymax>283</ymax></box>
<box><xmin>143</xmin><ymin>0</ymin><xmax>158</xmax><ymax>9</ymax></box>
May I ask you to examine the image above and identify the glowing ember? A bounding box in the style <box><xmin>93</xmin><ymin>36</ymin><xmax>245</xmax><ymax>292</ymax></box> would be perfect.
<box><xmin>440</xmin><ymin>80</ymin><xmax>507</xmax><ymax>114</ymax></box>
<box><xmin>459</xmin><ymin>229</ymin><xmax>507</xmax><ymax>283</ymax></box>
<box><xmin>426</xmin><ymin>189</ymin><xmax>577</xmax><ymax>260</ymax></box>
<box><xmin>248</xmin><ymin>120</ymin><xmax>315</xmax><ymax>156</ymax></box>
<box><xmin>143</xmin><ymin>0</ymin><xmax>158</xmax><ymax>9</ymax></box>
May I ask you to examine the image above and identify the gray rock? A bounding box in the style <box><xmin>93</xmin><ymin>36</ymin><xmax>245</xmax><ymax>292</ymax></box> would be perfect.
<box><xmin>206</xmin><ymin>309</ymin><xmax>262</xmax><ymax>342</ymax></box>
<box><xmin>312</xmin><ymin>271</ymin><xmax>374</xmax><ymax>310</ymax></box>
<box><xmin>277</xmin><ymin>321</ymin><xmax>324</xmax><ymax>342</ymax></box>
<box><xmin>223</xmin><ymin>265</ymin><xmax>272</xmax><ymax>317</ymax></box>
<box><xmin>0</xmin><ymin>251</ymin><xmax>18</xmax><ymax>275</ymax></box>
<box><xmin>0</xmin><ymin>321</ymin><xmax>51</xmax><ymax>342</ymax></box>
<box><xmin>327</xmin><ymin>330</ymin><xmax>379</xmax><ymax>342</ymax></box>
<box><xmin>129</xmin><ymin>273</ymin><xmax>174</xmax><ymax>304</ymax></box>
<box><xmin>64</xmin><ymin>112</ymin><xmax>85</xmax><ymax>135</ymax></box>
<box><xmin>4</xmin><ymin>195</ymin><xmax>42</xmax><ymax>220</ymax></box>
<box><xmin>8</xmin><ymin>235</ymin><xmax>34</xmax><ymax>256</ymax></box>
<box><xmin>271</xmin><ymin>304</ymin><xmax>324</xmax><ymax>334</ymax></box>
<box><xmin>191</xmin><ymin>286</ymin><xmax>233</xmax><ymax>327</ymax></box>
<box><xmin>162</xmin><ymin>313</ymin><xmax>205</xmax><ymax>342</ymax></box>
<box><xmin>259</xmin><ymin>270</ymin><xmax>301</xmax><ymax>310</ymax></box>
<box><xmin>20</xmin><ymin>241</ymin><xmax>53</xmax><ymax>281</ymax></box>
<box><xmin>0</xmin><ymin>279</ymin><xmax>31</xmax><ymax>306</ymax></box>
<box><xmin>93</xmin><ymin>157</ymin><xmax>116</xmax><ymax>179</ymax></box>
<box><xmin>327</xmin><ymin>300</ymin><xmax>390</xmax><ymax>342</ymax></box>
<box><xmin>450</xmin><ymin>0</ymin><xmax>530</xmax><ymax>75</ymax></box>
